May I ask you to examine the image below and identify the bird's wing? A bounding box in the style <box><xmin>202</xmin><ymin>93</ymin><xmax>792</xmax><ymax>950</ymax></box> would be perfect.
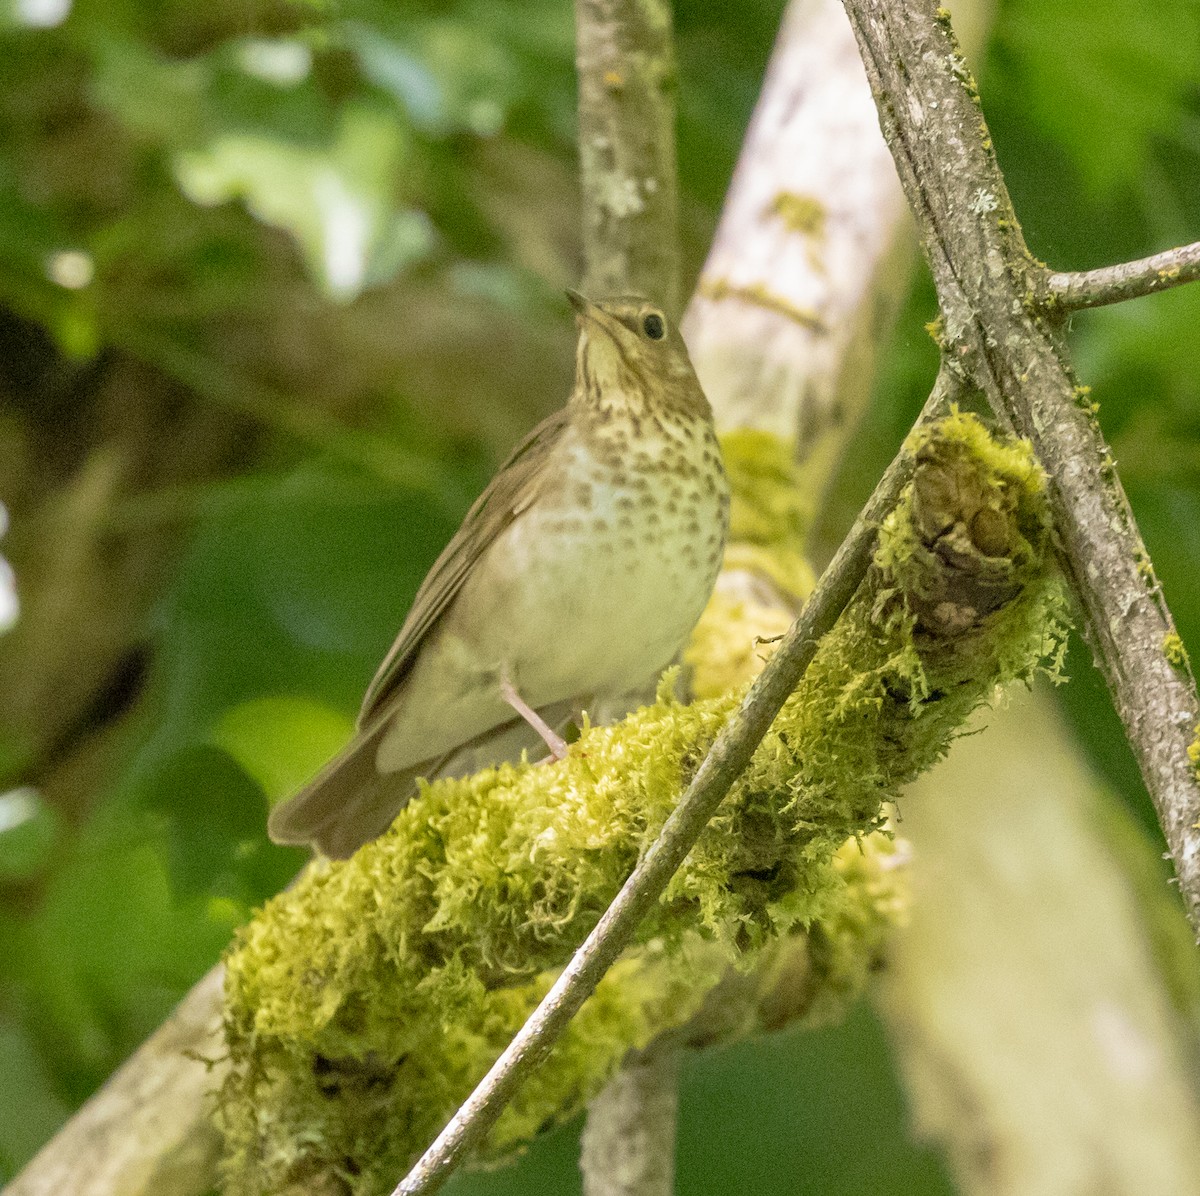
<box><xmin>357</xmin><ymin>405</ymin><xmax>571</xmax><ymax>728</ymax></box>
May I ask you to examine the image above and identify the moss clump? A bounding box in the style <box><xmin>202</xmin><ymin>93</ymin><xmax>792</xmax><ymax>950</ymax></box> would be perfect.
<box><xmin>1163</xmin><ymin>631</ymin><xmax>1189</xmax><ymax>671</ymax></box>
<box><xmin>1187</xmin><ymin>726</ymin><xmax>1200</xmax><ymax>777</ymax></box>
<box><xmin>216</xmin><ymin>413</ymin><xmax>1066</xmax><ymax>1196</ymax></box>
<box><xmin>770</xmin><ymin>192</ymin><xmax>827</xmax><ymax>239</ymax></box>
<box><xmin>715</xmin><ymin>427</ymin><xmax>814</xmax><ymax>601</ymax></box>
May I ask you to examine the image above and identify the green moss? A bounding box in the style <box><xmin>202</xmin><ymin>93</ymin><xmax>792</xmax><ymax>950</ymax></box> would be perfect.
<box><xmin>770</xmin><ymin>192</ymin><xmax>826</xmax><ymax>240</ymax></box>
<box><xmin>686</xmin><ymin>428</ymin><xmax>809</xmax><ymax>698</ymax></box>
<box><xmin>696</xmin><ymin>276</ymin><xmax>824</xmax><ymax>332</ymax></box>
<box><xmin>216</xmin><ymin>413</ymin><xmax>1067</xmax><ymax>1195</ymax></box>
<box><xmin>720</xmin><ymin>429</ymin><xmax>806</xmax><ymax>547</ymax></box>
<box><xmin>1163</xmin><ymin>631</ymin><xmax>1189</xmax><ymax>671</ymax></box>
<box><xmin>716</xmin><ymin>428</ymin><xmax>814</xmax><ymax>601</ymax></box>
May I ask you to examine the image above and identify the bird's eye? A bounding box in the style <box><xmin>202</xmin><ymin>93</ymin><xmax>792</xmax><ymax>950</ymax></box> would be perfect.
<box><xmin>642</xmin><ymin>312</ymin><xmax>666</xmax><ymax>340</ymax></box>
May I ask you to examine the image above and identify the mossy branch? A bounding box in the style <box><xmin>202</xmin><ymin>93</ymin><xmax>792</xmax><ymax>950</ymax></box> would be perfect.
<box><xmin>215</xmin><ymin>411</ymin><xmax>1066</xmax><ymax>1196</ymax></box>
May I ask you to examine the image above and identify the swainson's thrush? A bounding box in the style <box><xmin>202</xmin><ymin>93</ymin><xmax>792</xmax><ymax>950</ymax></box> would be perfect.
<box><xmin>268</xmin><ymin>293</ymin><xmax>730</xmax><ymax>857</ymax></box>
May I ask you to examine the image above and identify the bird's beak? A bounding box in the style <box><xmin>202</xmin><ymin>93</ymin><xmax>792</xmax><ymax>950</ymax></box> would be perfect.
<box><xmin>566</xmin><ymin>289</ymin><xmax>625</xmax><ymax>342</ymax></box>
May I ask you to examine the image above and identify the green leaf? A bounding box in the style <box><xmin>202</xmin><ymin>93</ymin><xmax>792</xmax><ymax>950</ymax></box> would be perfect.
<box><xmin>991</xmin><ymin>0</ymin><xmax>1199</xmax><ymax>196</ymax></box>
<box><xmin>89</xmin><ymin>37</ymin><xmax>213</xmax><ymax>147</ymax></box>
<box><xmin>174</xmin><ymin>103</ymin><xmax>431</xmax><ymax>300</ymax></box>
<box><xmin>211</xmin><ymin>695</ymin><xmax>352</xmax><ymax>805</ymax></box>
<box><xmin>0</xmin><ymin>787</ymin><xmax>62</xmax><ymax>882</ymax></box>
<box><xmin>135</xmin><ymin>744</ymin><xmax>275</xmax><ymax>899</ymax></box>
<box><xmin>0</xmin><ymin>1022</ymin><xmax>71</xmax><ymax>1181</ymax></box>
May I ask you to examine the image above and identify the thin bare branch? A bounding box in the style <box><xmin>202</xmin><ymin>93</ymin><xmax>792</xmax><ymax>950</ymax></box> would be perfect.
<box><xmin>839</xmin><ymin>0</ymin><xmax>1200</xmax><ymax>935</ymax></box>
<box><xmin>391</xmin><ymin>372</ymin><xmax>955</xmax><ymax>1196</ymax></box>
<box><xmin>575</xmin><ymin>0</ymin><xmax>680</xmax><ymax>315</ymax></box>
<box><xmin>1047</xmin><ymin>239</ymin><xmax>1200</xmax><ymax>311</ymax></box>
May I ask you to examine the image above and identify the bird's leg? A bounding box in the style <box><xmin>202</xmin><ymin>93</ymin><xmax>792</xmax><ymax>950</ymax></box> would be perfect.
<box><xmin>499</xmin><ymin>669</ymin><xmax>569</xmax><ymax>761</ymax></box>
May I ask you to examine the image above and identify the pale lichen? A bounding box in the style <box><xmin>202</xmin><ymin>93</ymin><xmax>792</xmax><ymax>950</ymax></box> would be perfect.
<box><xmin>216</xmin><ymin>413</ymin><xmax>1067</xmax><ymax>1195</ymax></box>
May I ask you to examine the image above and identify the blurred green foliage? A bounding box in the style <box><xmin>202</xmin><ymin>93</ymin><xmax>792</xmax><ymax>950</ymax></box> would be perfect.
<box><xmin>0</xmin><ymin>0</ymin><xmax>1197</xmax><ymax>1189</ymax></box>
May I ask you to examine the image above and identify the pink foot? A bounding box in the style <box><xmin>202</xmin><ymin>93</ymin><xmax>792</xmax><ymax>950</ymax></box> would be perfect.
<box><xmin>499</xmin><ymin>672</ymin><xmax>568</xmax><ymax>760</ymax></box>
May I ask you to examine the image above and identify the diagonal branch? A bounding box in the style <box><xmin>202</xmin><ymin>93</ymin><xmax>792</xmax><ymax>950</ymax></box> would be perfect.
<box><xmin>391</xmin><ymin>372</ymin><xmax>956</xmax><ymax>1196</ymax></box>
<box><xmin>839</xmin><ymin>0</ymin><xmax>1200</xmax><ymax>935</ymax></box>
<box><xmin>1047</xmin><ymin>239</ymin><xmax>1200</xmax><ymax>311</ymax></box>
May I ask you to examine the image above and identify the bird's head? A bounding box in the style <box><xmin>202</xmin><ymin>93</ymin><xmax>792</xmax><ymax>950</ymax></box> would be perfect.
<box><xmin>567</xmin><ymin>290</ymin><xmax>707</xmax><ymax>417</ymax></box>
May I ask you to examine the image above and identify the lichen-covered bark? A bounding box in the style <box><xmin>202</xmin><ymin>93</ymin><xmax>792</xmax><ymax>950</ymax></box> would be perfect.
<box><xmin>575</xmin><ymin>0</ymin><xmax>679</xmax><ymax>314</ymax></box>
<box><xmin>681</xmin><ymin>0</ymin><xmax>908</xmax><ymax>478</ymax></box>
<box><xmin>215</xmin><ymin>413</ymin><xmax>1065</xmax><ymax>1196</ymax></box>
<box><xmin>681</xmin><ymin>0</ymin><xmax>986</xmax><ymax>502</ymax></box>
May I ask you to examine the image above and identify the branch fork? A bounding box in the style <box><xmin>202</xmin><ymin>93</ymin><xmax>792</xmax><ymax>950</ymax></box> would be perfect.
<box><xmin>839</xmin><ymin>0</ymin><xmax>1200</xmax><ymax>937</ymax></box>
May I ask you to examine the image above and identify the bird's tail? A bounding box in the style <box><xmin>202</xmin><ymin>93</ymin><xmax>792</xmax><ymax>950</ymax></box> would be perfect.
<box><xmin>268</xmin><ymin>688</ymin><xmax>654</xmax><ymax>860</ymax></box>
<box><xmin>267</xmin><ymin>722</ymin><xmax>429</xmax><ymax>860</ymax></box>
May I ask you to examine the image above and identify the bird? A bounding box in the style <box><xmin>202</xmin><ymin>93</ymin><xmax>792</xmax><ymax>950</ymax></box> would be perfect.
<box><xmin>268</xmin><ymin>291</ymin><xmax>730</xmax><ymax>858</ymax></box>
